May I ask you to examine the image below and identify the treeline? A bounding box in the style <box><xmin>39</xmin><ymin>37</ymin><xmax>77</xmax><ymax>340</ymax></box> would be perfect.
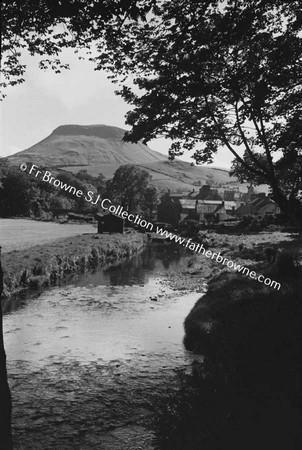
<box><xmin>0</xmin><ymin>161</ymin><xmax>159</xmax><ymax>221</ymax></box>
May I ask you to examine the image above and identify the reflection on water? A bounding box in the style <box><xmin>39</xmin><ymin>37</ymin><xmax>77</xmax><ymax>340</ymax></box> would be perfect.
<box><xmin>4</xmin><ymin>245</ymin><xmax>202</xmax><ymax>450</ymax></box>
<box><xmin>74</xmin><ymin>244</ymin><xmax>186</xmax><ymax>287</ymax></box>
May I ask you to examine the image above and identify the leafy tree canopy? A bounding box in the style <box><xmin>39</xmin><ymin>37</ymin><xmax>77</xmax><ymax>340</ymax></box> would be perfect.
<box><xmin>96</xmin><ymin>0</ymin><xmax>302</xmax><ymax>223</ymax></box>
<box><xmin>105</xmin><ymin>164</ymin><xmax>151</xmax><ymax>213</ymax></box>
<box><xmin>140</xmin><ymin>186</ymin><xmax>158</xmax><ymax>221</ymax></box>
<box><xmin>1</xmin><ymin>0</ymin><xmax>154</xmax><ymax>97</ymax></box>
<box><xmin>2</xmin><ymin>0</ymin><xmax>302</xmax><ymax>224</ymax></box>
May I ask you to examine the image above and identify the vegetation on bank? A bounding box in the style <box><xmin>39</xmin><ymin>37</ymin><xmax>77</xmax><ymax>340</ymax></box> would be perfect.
<box><xmin>153</xmin><ymin>234</ymin><xmax>301</xmax><ymax>450</ymax></box>
<box><xmin>1</xmin><ymin>232</ymin><xmax>146</xmax><ymax>302</ymax></box>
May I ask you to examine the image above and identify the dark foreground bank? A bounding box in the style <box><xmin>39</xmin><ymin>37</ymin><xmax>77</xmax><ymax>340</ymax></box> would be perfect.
<box><xmin>155</xmin><ymin>236</ymin><xmax>302</xmax><ymax>450</ymax></box>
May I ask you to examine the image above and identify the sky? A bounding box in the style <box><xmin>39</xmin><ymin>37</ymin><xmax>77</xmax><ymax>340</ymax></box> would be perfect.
<box><xmin>0</xmin><ymin>49</ymin><xmax>236</xmax><ymax>168</ymax></box>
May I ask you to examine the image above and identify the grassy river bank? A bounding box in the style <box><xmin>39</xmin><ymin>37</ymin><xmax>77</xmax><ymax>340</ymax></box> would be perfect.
<box><xmin>1</xmin><ymin>230</ymin><xmax>146</xmax><ymax>305</ymax></box>
<box><xmin>1</xmin><ymin>224</ymin><xmax>301</xmax><ymax>449</ymax></box>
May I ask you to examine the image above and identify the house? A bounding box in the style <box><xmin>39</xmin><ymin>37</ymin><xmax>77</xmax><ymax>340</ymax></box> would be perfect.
<box><xmin>214</xmin><ymin>203</ymin><xmax>236</xmax><ymax>222</ymax></box>
<box><xmin>235</xmin><ymin>195</ymin><xmax>280</xmax><ymax>218</ymax></box>
<box><xmin>195</xmin><ymin>185</ymin><xmax>212</xmax><ymax>200</ymax></box>
<box><xmin>224</xmin><ymin>201</ymin><xmax>241</xmax><ymax>215</ymax></box>
<box><xmin>196</xmin><ymin>200</ymin><xmax>223</xmax><ymax>221</ymax></box>
<box><xmin>255</xmin><ymin>198</ymin><xmax>280</xmax><ymax>216</ymax></box>
<box><xmin>194</xmin><ymin>185</ymin><xmax>222</xmax><ymax>201</ymax></box>
<box><xmin>223</xmin><ymin>189</ymin><xmax>235</xmax><ymax>201</ymax></box>
<box><xmin>96</xmin><ymin>212</ymin><xmax>124</xmax><ymax>234</ymax></box>
<box><xmin>179</xmin><ymin>198</ymin><xmax>197</xmax><ymax>221</ymax></box>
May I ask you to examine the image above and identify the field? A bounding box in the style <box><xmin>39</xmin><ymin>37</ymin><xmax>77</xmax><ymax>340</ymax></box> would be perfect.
<box><xmin>0</xmin><ymin>219</ymin><xmax>96</xmax><ymax>253</ymax></box>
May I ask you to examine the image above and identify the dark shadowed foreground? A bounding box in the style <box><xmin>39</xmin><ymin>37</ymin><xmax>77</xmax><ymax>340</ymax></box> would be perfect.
<box><xmin>0</xmin><ymin>247</ymin><xmax>13</xmax><ymax>449</ymax></box>
<box><xmin>164</xmin><ymin>249</ymin><xmax>302</xmax><ymax>450</ymax></box>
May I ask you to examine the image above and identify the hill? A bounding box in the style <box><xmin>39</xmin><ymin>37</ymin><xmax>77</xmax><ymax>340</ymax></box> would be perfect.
<box><xmin>7</xmin><ymin>124</ymin><xmax>236</xmax><ymax>191</ymax></box>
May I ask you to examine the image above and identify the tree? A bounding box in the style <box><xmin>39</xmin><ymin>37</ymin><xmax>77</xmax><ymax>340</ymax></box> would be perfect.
<box><xmin>3</xmin><ymin>2</ymin><xmax>302</xmax><ymax>225</ymax></box>
<box><xmin>1</xmin><ymin>0</ymin><xmax>155</xmax><ymax>98</ymax></box>
<box><xmin>157</xmin><ymin>193</ymin><xmax>181</xmax><ymax>227</ymax></box>
<box><xmin>1</xmin><ymin>3</ymin><xmax>155</xmax><ymax>445</ymax></box>
<box><xmin>96</xmin><ymin>0</ymin><xmax>302</xmax><ymax>226</ymax></box>
<box><xmin>105</xmin><ymin>165</ymin><xmax>151</xmax><ymax>213</ymax></box>
<box><xmin>141</xmin><ymin>186</ymin><xmax>158</xmax><ymax>221</ymax></box>
<box><xmin>0</xmin><ymin>168</ymin><xmax>33</xmax><ymax>216</ymax></box>
<box><xmin>0</xmin><ymin>247</ymin><xmax>13</xmax><ymax>449</ymax></box>
<box><xmin>75</xmin><ymin>170</ymin><xmax>106</xmax><ymax>195</ymax></box>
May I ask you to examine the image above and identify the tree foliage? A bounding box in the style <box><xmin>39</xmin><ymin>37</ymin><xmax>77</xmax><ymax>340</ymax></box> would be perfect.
<box><xmin>0</xmin><ymin>0</ymin><xmax>155</xmax><ymax>98</ymax></box>
<box><xmin>157</xmin><ymin>193</ymin><xmax>181</xmax><ymax>227</ymax></box>
<box><xmin>0</xmin><ymin>167</ymin><xmax>33</xmax><ymax>216</ymax></box>
<box><xmin>2</xmin><ymin>1</ymin><xmax>302</xmax><ymax>225</ymax></box>
<box><xmin>95</xmin><ymin>0</ymin><xmax>302</xmax><ymax>224</ymax></box>
<box><xmin>105</xmin><ymin>164</ymin><xmax>151</xmax><ymax>213</ymax></box>
<box><xmin>0</xmin><ymin>163</ymin><xmax>106</xmax><ymax>217</ymax></box>
<box><xmin>140</xmin><ymin>186</ymin><xmax>158</xmax><ymax>221</ymax></box>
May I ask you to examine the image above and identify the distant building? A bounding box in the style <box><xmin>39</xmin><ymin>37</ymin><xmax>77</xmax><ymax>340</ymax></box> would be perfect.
<box><xmin>194</xmin><ymin>185</ymin><xmax>212</xmax><ymax>200</ymax></box>
<box><xmin>241</xmin><ymin>185</ymin><xmax>256</xmax><ymax>203</ymax></box>
<box><xmin>223</xmin><ymin>189</ymin><xmax>235</xmax><ymax>201</ymax></box>
<box><xmin>224</xmin><ymin>201</ymin><xmax>241</xmax><ymax>215</ymax></box>
<box><xmin>179</xmin><ymin>199</ymin><xmax>197</xmax><ymax>221</ymax></box>
<box><xmin>214</xmin><ymin>203</ymin><xmax>235</xmax><ymax>222</ymax></box>
<box><xmin>194</xmin><ymin>185</ymin><xmax>222</xmax><ymax>201</ymax></box>
<box><xmin>165</xmin><ymin>184</ymin><xmax>277</xmax><ymax>224</ymax></box>
<box><xmin>96</xmin><ymin>212</ymin><xmax>124</xmax><ymax>234</ymax></box>
<box><xmin>196</xmin><ymin>200</ymin><xmax>223</xmax><ymax>221</ymax></box>
<box><xmin>235</xmin><ymin>196</ymin><xmax>280</xmax><ymax>218</ymax></box>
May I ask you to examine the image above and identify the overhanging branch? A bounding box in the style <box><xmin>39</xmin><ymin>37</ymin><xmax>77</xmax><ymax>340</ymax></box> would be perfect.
<box><xmin>204</xmin><ymin>94</ymin><xmax>268</xmax><ymax>179</ymax></box>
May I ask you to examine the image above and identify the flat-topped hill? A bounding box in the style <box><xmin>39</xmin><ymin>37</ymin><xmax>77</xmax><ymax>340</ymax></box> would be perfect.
<box><xmin>7</xmin><ymin>124</ymin><xmax>235</xmax><ymax>191</ymax></box>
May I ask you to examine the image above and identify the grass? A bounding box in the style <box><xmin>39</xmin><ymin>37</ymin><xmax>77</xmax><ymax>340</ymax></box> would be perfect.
<box><xmin>0</xmin><ymin>218</ymin><xmax>96</xmax><ymax>253</ymax></box>
<box><xmin>1</xmin><ymin>231</ymin><xmax>146</xmax><ymax>301</ymax></box>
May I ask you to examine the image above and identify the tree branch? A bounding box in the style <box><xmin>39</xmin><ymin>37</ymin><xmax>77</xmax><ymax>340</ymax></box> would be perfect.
<box><xmin>203</xmin><ymin>94</ymin><xmax>267</xmax><ymax>179</ymax></box>
<box><xmin>234</xmin><ymin>100</ymin><xmax>268</xmax><ymax>175</ymax></box>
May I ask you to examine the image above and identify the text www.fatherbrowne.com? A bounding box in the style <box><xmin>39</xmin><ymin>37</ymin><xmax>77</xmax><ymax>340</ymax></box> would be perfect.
<box><xmin>20</xmin><ymin>163</ymin><xmax>281</xmax><ymax>290</ymax></box>
<box><xmin>155</xmin><ymin>226</ymin><xmax>281</xmax><ymax>291</ymax></box>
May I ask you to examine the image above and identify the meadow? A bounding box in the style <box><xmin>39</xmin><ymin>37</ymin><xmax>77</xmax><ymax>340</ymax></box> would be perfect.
<box><xmin>0</xmin><ymin>219</ymin><xmax>95</xmax><ymax>253</ymax></box>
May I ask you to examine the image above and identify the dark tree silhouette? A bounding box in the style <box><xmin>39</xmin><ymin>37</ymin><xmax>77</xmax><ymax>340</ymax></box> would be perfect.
<box><xmin>1</xmin><ymin>0</ymin><xmax>155</xmax><ymax>98</ymax></box>
<box><xmin>0</xmin><ymin>247</ymin><xmax>13</xmax><ymax>449</ymax></box>
<box><xmin>96</xmin><ymin>0</ymin><xmax>302</xmax><ymax>226</ymax></box>
<box><xmin>105</xmin><ymin>165</ymin><xmax>151</xmax><ymax>213</ymax></box>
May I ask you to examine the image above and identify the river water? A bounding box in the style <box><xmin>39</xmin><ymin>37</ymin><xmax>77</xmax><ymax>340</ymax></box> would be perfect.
<box><xmin>4</xmin><ymin>245</ymin><xmax>203</xmax><ymax>450</ymax></box>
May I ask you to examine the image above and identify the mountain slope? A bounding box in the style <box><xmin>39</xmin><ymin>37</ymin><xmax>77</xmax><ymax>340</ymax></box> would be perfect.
<box><xmin>7</xmin><ymin>124</ymin><xmax>235</xmax><ymax>191</ymax></box>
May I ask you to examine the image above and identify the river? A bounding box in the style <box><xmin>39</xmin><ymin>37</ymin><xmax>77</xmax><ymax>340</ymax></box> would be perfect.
<box><xmin>3</xmin><ymin>245</ymin><xmax>203</xmax><ymax>450</ymax></box>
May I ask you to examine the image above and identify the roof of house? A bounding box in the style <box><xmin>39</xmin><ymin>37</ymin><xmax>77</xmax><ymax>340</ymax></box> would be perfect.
<box><xmin>197</xmin><ymin>200</ymin><xmax>223</xmax><ymax>205</ymax></box>
<box><xmin>95</xmin><ymin>211</ymin><xmax>123</xmax><ymax>220</ymax></box>
<box><xmin>197</xmin><ymin>202</ymin><xmax>222</xmax><ymax>214</ymax></box>
<box><xmin>204</xmin><ymin>193</ymin><xmax>223</xmax><ymax>201</ymax></box>
<box><xmin>169</xmin><ymin>191</ymin><xmax>187</xmax><ymax>198</ymax></box>
<box><xmin>214</xmin><ymin>204</ymin><xmax>226</xmax><ymax>213</ymax></box>
<box><xmin>224</xmin><ymin>201</ymin><xmax>241</xmax><ymax>210</ymax></box>
<box><xmin>179</xmin><ymin>199</ymin><xmax>196</xmax><ymax>209</ymax></box>
<box><xmin>251</xmin><ymin>197</ymin><xmax>277</xmax><ymax>211</ymax></box>
<box><xmin>180</xmin><ymin>213</ymin><xmax>189</xmax><ymax>221</ymax></box>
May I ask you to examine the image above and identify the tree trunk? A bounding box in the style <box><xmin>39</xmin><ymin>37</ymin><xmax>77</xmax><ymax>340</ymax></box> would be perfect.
<box><xmin>0</xmin><ymin>247</ymin><xmax>13</xmax><ymax>449</ymax></box>
<box><xmin>272</xmin><ymin>190</ymin><xmax>302</xmax><ymax>228</ymax></box>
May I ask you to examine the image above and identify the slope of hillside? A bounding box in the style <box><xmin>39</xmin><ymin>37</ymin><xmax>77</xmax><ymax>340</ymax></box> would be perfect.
<box><xmin>7</xmin><ymin>124</ymin><xmax>235</xmax><ymax>191</ymax></box>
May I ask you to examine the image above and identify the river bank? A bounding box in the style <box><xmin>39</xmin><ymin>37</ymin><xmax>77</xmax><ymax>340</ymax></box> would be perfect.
<box><xmin>155</xmin><ymin>230</ymin><xmax>302</xmax><ymax>449</ymax></box>
<box><xmin>1</xmin><ymin>231</ymin><xmax>146</xmax><ymax>303</ymax></box>
<box><xmin>4</xmin><ymin>246</ymin><xmax>201</xmax><ymax>450</ymax></box>
<box><xmin>2</xmin><ymin>228</ymin><xmax>301</xmax><ymax>449</ymax></box>
<box><xmin>163</xmin><ymin>230</ymin><xmax>299</xmax><ymax>290</ymax></box>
